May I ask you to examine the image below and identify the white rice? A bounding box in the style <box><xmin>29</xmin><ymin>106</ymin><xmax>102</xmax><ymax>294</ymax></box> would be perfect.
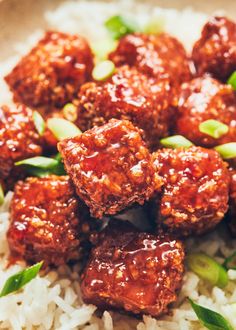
<box><xmin>0</xmin><ymin>1</ymin><xmax>235</xmax><ymax>329</ymax></box>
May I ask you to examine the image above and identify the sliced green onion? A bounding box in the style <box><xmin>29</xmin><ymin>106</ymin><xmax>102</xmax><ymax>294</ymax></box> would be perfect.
<box><xmin>105</xmin><ymin>15</ymin><xmax>139</xmax><ymax>40</ymax></box>
<box><xmin>0</xmin><ymin>261</ymin><xmax>43</xmax><ymax>298</ymax></box>
<box><xmin>15</xmin><ymin>156</ymin><xmax>58</xmax><ymax>169</ymax></box>
<box><xmin>47</xmin><ymin>118</ymin><xmax>81</xmax><ymax>141</ymax></box>
<box><xmin>187</xmin><ymin>253</ymin><xmax>228</xmax><ymax>288</ymax></box>
<box><xmin>144</xmin><ymin>16</ymin><xmax>165</xmax><ymax>34</ymax></box>
<box><xmin>223</xmin><ymin>252</ymin><xmax>236</xmax><ymax>270</ymax></box>
<box><xmin>92</xmin><ymin>39</ymin><xmax>117</xmax><ymax>61</ymax></box>
<box><xmin>215</xmin><ymin>143</ymin><xmax>236</xmax><ymax>159</ymax></box>
<box><xmin>227</xmin><ymin>71</ymin><xmax>236</xmax><ymax>90</ymax></box>
<box><xmin>0</xmin><ymin>184</ymin><xmax>4</xmax><ymax>206</ymax></box>
<box><xmin>62</xmin><ymin>103</ymin><xmax>78</xmax><ymax>122</ymax></box>
<box><xmin>160</xmin><ymin>135</ymin><xmax>193</xmax><ymax>149</ymax></box>
<box><xmin>189</xmin><ymin>299</ymin><xmax>233</xmax><ymax>330</ymax></box>
<box><xmin>33</xmin><ymin>111</ymin><xmax>45</xmax><ymax>136</ymax></box>
<box><xmin>92</xmin><ymin>60</ymin><xmax>115</xmax><ymax>81</ymax></box>
<box><xmin>199</xmin><ymin>119</ymin><xmax>229</xmax><ymax>139</ymax></box>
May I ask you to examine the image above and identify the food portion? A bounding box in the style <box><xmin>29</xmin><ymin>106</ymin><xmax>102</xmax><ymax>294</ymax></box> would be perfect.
<box><xmin>81</xmin><ymin>220</ymin><xmax>185</xmax><ymax>317</ymax></box>
<box><xmin>7</xmin><ymin>175</ymin><xmax>96</xmax><ymax>266</ymax></box>
<box><xmin>153</xmin><ymin>146</ymin><xmax>230</xmax><ymax>236</ymax></box>
<box><xmin>228</xmin><ymin>168</ymin><xmax>236</xmax><ymax>236</ymax></box>
<box><xmin>192</xmin><ymin>16</ymin><xmax>236</xmax><ymax>81</ymax></box>
<box><xmin>58</xmin><ymin>119</ymin><xmax>161</xmax><ymax>218</ymax></box>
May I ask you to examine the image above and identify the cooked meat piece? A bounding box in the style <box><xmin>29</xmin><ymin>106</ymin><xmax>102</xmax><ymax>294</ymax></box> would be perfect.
<box><xmin>228</xmin><ymin>168</ymin><xmax>236</xmax><ymax>236</ymax></box>
<box><xmin>0</xmin><ymin>104</ymin><xmax>42</xmax><ymax>181</ymax></box>
<box><xmin>7</xmin><ymin>175</ymin><xmax>96</xmax><ymax>266</ymax></box>
<box><xmin>58</xmin><ymin>119</ymin><xmax>162</xmax><ymax>218</ymax></box>
<box><xmin>5</xmin><ymin>31</ymin><xmax>94</xmax><ymax>111</ymax></box>
<box><xmin>109</xmin><ymin>33</ymin><xmax>191</xmax><ymax>84</ymax></box>
<box><xmin>153</xmin><ymin>147</ymin><xmax>230</xmax><ymax>236</ymax></box>
<box><xmin>81</xmin><ymin>220</ymin><xmax>185</xmax><ymax>317</ymax></box>
<box><xmin>75</xmin><ymin>65</ymin><xmax>176</xmax><ymax>149</ymax></box>
<box><xmin>175</xmin><ymin>76</ymin><xmax>236</xmax><ymax>147</ymax></box>
<box><xmin>192</xmin><ymin>17</ymin><xmax>236</xmax><ymax>81</ymax></box>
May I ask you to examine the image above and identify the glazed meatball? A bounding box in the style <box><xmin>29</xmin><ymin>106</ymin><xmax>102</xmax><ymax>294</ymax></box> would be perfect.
<box><xmin>192</xmin><ymin>17</ymin><xmax>236</xmax><ymax>81</ymax></box>
<box><xmin>109</xmin><ymin>33</ymin><xmax>191</xmax><ymax>84</ymax></box>
<box><xmin>153</xmin><ymin>147</ymin><xmax>230</xmax><ymax>236</ymax></box>
<box><xmin>7</xmin><ymin>175</ymin><xmax>96</xmax><ymax>266</ymax></box>
<box><xmin>81</xmin><ymin>220</ymin><xmax>185</xmax><ymax>317</ymax></box>
<box><xmin>75</xmin><ymin>65</ymin><xmax>175</xmax><ymax>149</ymax></box>
<box><xmin>228</xmin><ymin>168</ymin><xmax>236</xmax><ymax>236</ymax></box>
<box><xmin>175</xmin><ymin>76</ymin><xmax>236</xmax><ymax>147</ymax></box>
<box><xmin>58</xmin><ymin>119</ymin><xmax>162</xmax><ymax>218</ymax></box>
<box><xmin>0</xmin><ymin>104</ymin><xmax>42</xmax><ymax>181</ymax></box>
<box><xmin>5</xmin><ymin>31</ymin><xmax>94</xmax><ymax>111</ymax></box>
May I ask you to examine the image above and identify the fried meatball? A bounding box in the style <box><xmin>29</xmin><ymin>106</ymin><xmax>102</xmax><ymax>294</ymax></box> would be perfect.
<box><xmin>81</xmin><ymin>220</ymin><xmax>185</xmax><ymax>317</ymax></box>
<box><xmin>175</xmin><ymin>76</ymin><xmax>236</xmax><ymax>147</ymax></box>
<box><xmin>7</xmin><ymin>175</ymin><xmax>96</xmax><ymax>266</ymax></box>
<box><xmin>228</xmin><ymin>168</ymin><xmax>236</xmax><ymax>236</ymax></box>
<box><xmin>0</xmin><ymin>104</ymin><xmax>42</xmax><ymax>181</ymax></box>
<box><xmin>75</xmin><ymin>65</ymin><xmax>175</xmax><ymax>149</ymax></box>
<box><xmin>153</xmin><ymin>147</ymin><xmax>230</xmax><ymax>236</ymax></box>
<box><xmin>109</xmin><ymin>33</ymin><xmax>191</xmax><ymax>84</ymax></box>
<box><xmin>58</xmin><ymin>119</ymin><xmax>162</xmax><ymax>218</ymax></box>
<box><xmin>192</xmin><ymin>17</ymin><xmax>236</xmax><ymax>81</ymax></box>
<box><xmin>5</xmin><ymin>31</ymin><xmax>94</xmax><ymax>111</ymax></box>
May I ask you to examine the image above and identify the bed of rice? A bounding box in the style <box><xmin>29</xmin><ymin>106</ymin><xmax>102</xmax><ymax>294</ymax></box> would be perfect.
<box><xmin>0</xmin><ymin>1</ymin><xmax>236</xmax><ymax>329</ymax></box>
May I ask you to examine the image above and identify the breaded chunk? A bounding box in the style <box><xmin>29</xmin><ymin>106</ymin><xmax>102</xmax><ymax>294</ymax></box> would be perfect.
<box><xmin>175</xmin><ymin>76</ymin><xmax>236</xmax><ymax>147</ymax></box>
<box><xmin>228</xmin><ymin>168</ymin><xmax>236</xmax><ymax>236</ymax></box>
<box><xmin>5</xmin><ymin>31</ymin><xmax>94</xmax><ymax>111</ymax></box>
<box><xmin>153</xmin><ymin>147</ymin><xmax>230</xmax><ymax>236</ymax></box>
<box><xmin>81</xmin><ymin>220</ymin><xmax>185</xmax><ymax>317</ymax></box>
<box><xmin>192</xmin><ymin>17</ymin><xmax>236</xmax><ymax>81</ymax></box>
<box><xmin>75</xmin><ymin>66</ymin><xmax>175</xmax><ymax>149</ymax></box>
<box><xmin>109</xmin><ymin>33</ymin><xmax>191</xmax><ymax>84</ymax></box>
<box><xmin>7</xmin><ymin>175</ymin><xmax>95</xmax><ymax>266</ymax></box>
<box><xmin>58</xmin><ymin>119</ymin><xmax>162</xmax><ymax>218</ymax></box>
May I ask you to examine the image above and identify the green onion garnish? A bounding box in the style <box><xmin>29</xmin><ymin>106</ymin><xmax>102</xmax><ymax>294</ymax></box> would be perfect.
<box><xmin>92</xmin><ymin>39</ymin><xmax>117</xmax><ymax>61</ymax></box>
<box><xmin>0</xmin><ymin>184</ymin><xmax>4</xmax><ymax>206</ymax></box>
<box><xmin>214</xmin><ymin>143</ymin><xmax>236</xmax><ymax>159</ymax></box>
<box><xmin>144</xmin><ymin>16</ymin><xmax>165</xmax><ymax>34</ymax></box>
<box><xmin>160</xmin><ymin>135</ymin><xmax>193</xmax><ymax>149</ymax></box>
<box><xmin>0</xmin><ymin>261</ymin><xmax>43</xmax><ymax>298</ymax></box>
<box><xmin>223</xmin><ymin>252</ymin><xmax>236</xmax><ymax>270</ymax></box>
<box><xmin>199</xmin><ymin>119</ymin><xmax>229</xmax><ymax>139</ymax></box>
<box><xmin>92</xmin><ymin>60</ymin><xmax>115</xmax><ymax>81</ymax></box>
<box><xmin>105</xmin><ymin>15</ymin><xmax>139</xmax><ymax>40</ymax></box>
<box><xmin>187</xmin><ymin>253</ymin><xmax>228</xmax><ymax>288</ymax></box>
<box><xmin>47</xmin><ymin>118</ymin><xmax>81</xmax><ymax>141</ymax></box>
<box><xmin>227</xmin><ymin>71</ymin><xmax>236</xmax><ymax>90</ymax></box>
<box><xmin>33</xmin><ymin>111</ymin><xmax>45</xmax><ymax>136</ymax></box>
<box><xmin>62</xmin><ymin>103</ymin><xmax>78</xmax><ymax>122</ymax></box>
<box><xmin>15</xmin><ymin>156</ymin><xmax>58</xmax><ymax>169</ymax></box>
<box><xmin>189</xmin><ymin>299</ymin><xmax>233</xmax><ymax>330</ymax></box>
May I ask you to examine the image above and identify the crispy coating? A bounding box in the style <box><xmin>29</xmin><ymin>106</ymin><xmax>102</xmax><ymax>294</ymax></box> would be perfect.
<box><xmin>75</xmin><ymin>65</ymin><xmax>175</xmax><ymax>149</ymax></box>
<box><xmin>109</xmin><ymin>33</ymin><xmax>191</xmax><ymax>84</ymax></box>
<box><xmin>175</xmin><ymin>76</ymin><xmax>236</xmax><ymax>147</ymax></box>
<box><xmin>81</xmin><ymin>220</ymin><xmax>185</xmax><ymax>317</ymax></box>
<box><xmin>0</xmin><ymin>104</ymin><xmax>42</xmax><ymax>181</ymax></box>
<box><xmin>153</xmin><ymin>147</ymin><xmax>230</xmax><ymax>236</ymax></box>
<box><xmin>58</xmin><ymin>119</ymin><xmax>162</xmax><ymax>218</ymax></box>
<box><xmin>5</xmin><ymin>31</ymin><xmax>94</xmax><ymax>111</ymax></box>
<box><xmin>192</xmin><ymin>17</ymin><xmax>236</xmax><ymax>81</ymax></box>
<box><xmin>7</xmin><ymin>175</ymin><xmax>96</xmax><ymax>266</ymax></box>
<box><xmin>228</xmin><ymin>168</ymin><xmax>236</xmax><ymax>236</ymax></box>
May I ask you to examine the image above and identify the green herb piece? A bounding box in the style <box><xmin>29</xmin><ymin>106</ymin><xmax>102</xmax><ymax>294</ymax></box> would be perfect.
<box><xmin>47</xmin><ymin>118</ymin><xmax>81</xmax><ymax>141</ymax></box>
<box><xmin>15</xmin><ymin>156</ymin><xmax>58</xmax><ymax>169</ymax></box>
<box><xmin>160</xmin><ymin>135</ymin><xmax>193</xmax><ymax>149</ymax></box>
<box><xmin>0</xmin><ymin>261</ymin><xmax>43</xmax><ymax>297</ymax></box>
<box><xmin>215</xmin><ymin>143</ymin><xmax>236</xmax><ymax>159</ymax></box>
<box><xmin>92</xmin><ymin>60</ymin><xmax>115</xmax><ymax>81</ymax></box>
<box><xmin>33</xmin><ymin>111</ymin><xmax>45</xmax><ymax>136</ymax></box>
<box><xmin>105</xmin><ymin>15</ymin><xmax>139</xmax><ymax>40</ymax></box>
<box><xmin>199</xmin><ymin>120</ymin><xmax>229</xmax><ymax>139</ymax></box>
<box><xmin>187</xmin><ymin>253</ymin><xmax>228</xmax><ymax>288</ymax></box>
<box><xmin>227</xmin><ymin>71</ymin><xmax>236</xmax><ymax>90</ymax></box>
<box><xmin>92</xmin><ymin>39</ymin><xmax>117</xmax><ymax>60</ymax></box>
<box><xmin>223</xmin><ymin>252</ymin><xmax>236</xmax><ymax>270</ymax></box>
<box><xmin>62</xmin><ymin>103</ymin><xmax>78</xmax><ymax>122</ymax></box>
<box><xmin>189</xmin><ymin>299</ymin><xmax>233</xmax><ymax>330</ymax></box>
<box><xmin>144</xmin><ymin>16</ymin><xmax>165</xmax><ymax>34</ymax></box>
<box><xmin>0</xmin><ymin>184</ymin><xmax>4</xmax><ymax>206</ymax></box>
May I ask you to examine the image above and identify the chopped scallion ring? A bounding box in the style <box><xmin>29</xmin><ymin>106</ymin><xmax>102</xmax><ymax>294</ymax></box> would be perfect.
<box><xmin>214</xmin><ymin>142</ymin><xmax>236</xmax><ymax>159</ymax></box>
<box><xmin>62</xmin><ymin>103</ymin><xmax>78</xmax><ymax>122</ymax></box>
<box><xmin>47</xmin><ymin>118</ymin><xmax>81</xmax><ymax>141</ymax></box>
<box><xmin>33</xmin><ymin>111</ymin><xmax>45</xmax><ymax>136</ymax></box>
<box><xmin>160</xmin><ymin>135</ymin><xmax>193</xmax><ymax>149</ymax></box>
<box><xmin>92</xmin><ymin>39</ymin><xmax>117</xmax><ymax>61</ymax></box>
<box><xmin>105</xmin><ymin>15</ymin><xmax>139</xmax><ymax>40</ymax></box>
<box><xmin>15</xmin><ymin>156</ymin><xmax>58</xmax><ymax>169</ymax></box>
<box><xmin>92</xmin><ymin>60</ymin><xmax>115</xmax><ymax>81</ymax></box>
<box><xmin>0</xmin><ymin>184</ymin><xmax>4</xmax><ymax>206</ymax></box>
<box><xmin>199</xmin><ymin>119</ymin><xmax>229</xmax><ymax>139</ymax></box>
<box><xmin>227</xmin><ymin>71</ymin><xmax>236</xmax><ymax>90</ymax></box>
<box><xmin>187</xmin><ymin>253</ymin><xmax>228</xmax><ymax>288</ymax></box>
